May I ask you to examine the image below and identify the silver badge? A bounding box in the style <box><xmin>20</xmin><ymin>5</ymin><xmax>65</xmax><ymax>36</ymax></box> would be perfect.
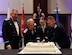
<box><xmin>10</xmin><ymin>23</ymin><xmax>12</xmax><ymax>25</ymax></box>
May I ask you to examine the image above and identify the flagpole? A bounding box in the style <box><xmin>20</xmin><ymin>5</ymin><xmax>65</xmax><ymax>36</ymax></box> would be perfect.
<box><xmin>21</xmin><ymin>3</ymin><xmax>26</xmax><ymax>48</ymax></box>
<box><xmin>7</xmin><ymin>3</ymin><xmax>10</xmax><ymax>19</ymax></box>
<box><xmin>56</xmin><ymin>3</ymin><xmax>59</xmax><ymax>23</ymax></box>
<box><xmin>21</xmin><ymin>3</ymin><xmax>24</xmax><ymax>38</ymax></box>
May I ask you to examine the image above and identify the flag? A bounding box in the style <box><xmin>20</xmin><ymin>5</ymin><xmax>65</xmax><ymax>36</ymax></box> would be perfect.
<box><xmin>56</xmin><ymin>6</ymin><xmax>59</xmax><ymax>23</ymax></box>
<box><xmin>21</xmin><ymin>4</ymin><xmax>26</xmax><ymax>33</ymax></box>
<box><xmin>7</xmin><ymin>4</ymin><xmax>10</xmax><ymax>19</ymax></box>
<box><xmin>55</xmin><ymin>5</ymin><xmax>64</xmax><ymax>28</ymax></box>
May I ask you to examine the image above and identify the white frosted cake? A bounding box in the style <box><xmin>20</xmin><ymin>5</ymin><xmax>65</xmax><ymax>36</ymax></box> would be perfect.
<box><xmin>18</xmin><ymin>42</ymin><xmax>62</xmax><ymax>54</ymax></box>
<box><xmin>24</xmin><ymin>42</ymin><xmax>59</xmax><ymax>52</ymax></box>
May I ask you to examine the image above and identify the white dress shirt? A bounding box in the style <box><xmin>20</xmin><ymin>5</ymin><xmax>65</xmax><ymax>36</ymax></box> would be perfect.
<box><xmin>42</xmin><ymin>24</ymin><xmax>46</xmax><ymax>33</ymax></box>
<box><xmin>14</xmin><ymin>21</ymin><xmax>19</xmax><ymax>35</ymax></box>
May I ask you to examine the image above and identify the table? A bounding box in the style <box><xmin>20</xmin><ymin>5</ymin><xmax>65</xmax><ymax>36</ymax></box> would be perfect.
<box><xmin>0</xmin><ymin>49</ymin><xmax>19</xmax><ymax>55</ymax></box>
<box><xmin>0</xmin><ymin>49</ymin><xmax>72</xmax><ymax>55</ymax></box>
<box><xmin>61</xmin><ymin>49</ymin><xmax>72</xmax><ymax>55</ymax></box>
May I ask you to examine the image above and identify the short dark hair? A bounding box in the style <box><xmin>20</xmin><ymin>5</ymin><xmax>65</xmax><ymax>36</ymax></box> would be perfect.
<box><xmin>47</xmin><ymin>16</ymin><xmax>55</xmax><ymax>21</ymax></box>
<box><xmin>40</xmin><ymin>17</ymin><xmax>46</xmax><ymax>20</ymax></box>
<box><xmin>12</xmin><ymin>9</ymin><xmax>18</xmax><ymax>12</ymax></box>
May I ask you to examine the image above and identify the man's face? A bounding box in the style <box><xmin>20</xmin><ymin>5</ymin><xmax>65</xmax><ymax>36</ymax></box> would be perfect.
<box><xmin>47</xmin><ymin>19</ymin><xmax>56</xmax><ymax>27</ymax></box>
<box><xmin>28</xmin><ymin>21</ymin><xmax>34</xmax><ymax>30</ymax></box>
<box><xmin>39</xmin><ymin>20</ymin><xmax>45</xmax><ymax>26</ymax></box>
<box><xmin>11</xmin><ymin>10</ymin><xmax>18</xmax><ymax>20</ymax></box>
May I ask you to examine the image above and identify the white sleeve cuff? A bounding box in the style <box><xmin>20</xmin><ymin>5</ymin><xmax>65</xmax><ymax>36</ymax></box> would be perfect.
<box><xmin>24</xmin><ymin>28</ymin><xmax>28</xmax><ymax>33</ymax></box>
<box><xmin>6</xmin><ymin>45</ymin><xmax>11</xmax><ymax>48</ymax></box>
<box><xmin>5</xmin><ymin>41</ymin><xmax>9</xmax><ymax>43</ymax></box>
<box><xmin>36</xmin><ymin>37</ymin><xmax>40</xmax><ymax>40</ymax></box>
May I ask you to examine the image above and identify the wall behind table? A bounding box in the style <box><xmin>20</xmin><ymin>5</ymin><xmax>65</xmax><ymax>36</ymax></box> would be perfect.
<box><xmin>0</xmin><ymin>14</ymin><xmax>7</xmax><ymax>36</ymax></box>
<box><xmin>48</xmin><ymin>0</ymin><xmax>72</xmax><ymax>14</ymax></box>
<box><xmin>0</xmin><ymin>0</ymin><xmax>33</xmax><ymax>14</ymax></box>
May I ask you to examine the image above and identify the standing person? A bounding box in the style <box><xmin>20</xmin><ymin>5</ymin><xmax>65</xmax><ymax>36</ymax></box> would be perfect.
<box><xmin>33</xmin><ymin>5</ymin><xmax>45</xmax><ymax>26</ymax></box>
<box><xmin>35</xmin><ymin>5</ymin><xmax>45</xmax><ymax>19</ymax></box>
<box><xmin>2</xmin><ymin>9</ymin><xmax>21</xmax><ymax>49</ymax></box>
<box><xmin>33</xmin><ymin>6</ymin><xmax>45</xmax><ymax>19</ymax></box>
<box><xmin>47</xmin><ymin>16</ymin><xmax>70</xmax><ymax>48</ymax></box>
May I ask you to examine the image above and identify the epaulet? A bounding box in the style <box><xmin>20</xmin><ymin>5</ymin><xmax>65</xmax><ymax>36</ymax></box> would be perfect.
<box><xmin>34</xmin><ymin>23</ymin><xmax>37</xmax><ymax>26</ymax></box>
<box><xmin>4</xmin><ymin>18</ymin><xmax>10</xmax><ymax>21</ymax></box>
<box><xmin>54</xmin><ymin>24</ymin><xmax>57</xmax><ymax>29</ymax></box>
<box><xmin>24</xmin><ymin>28</ymin><xmax>28</xmax><ymax>33</ymax></box>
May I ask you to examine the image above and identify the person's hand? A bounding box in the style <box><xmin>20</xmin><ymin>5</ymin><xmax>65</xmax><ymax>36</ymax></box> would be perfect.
<box><xmin>33</xmin><ymin>13</ymin><xmax>37</xmax><ymax>19</ymax></box>
<box><xmin>41</xmin><ymin>39</ymin><xmax>45</xmax><ymax>43</ymax></box>
<box><xmin>41</xmin><ymin>13</ymin><xmax>45</xmax><ymax>18</ymax></box>
<box><xmin>37</xmin><ymin>40</ymin><xmax>40</xmax><ymax>43</ymax></box>
<box><xmin>6</xmin><ymin>45</ymin><xmax>12</xmax><ymax>50</ymax></box>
